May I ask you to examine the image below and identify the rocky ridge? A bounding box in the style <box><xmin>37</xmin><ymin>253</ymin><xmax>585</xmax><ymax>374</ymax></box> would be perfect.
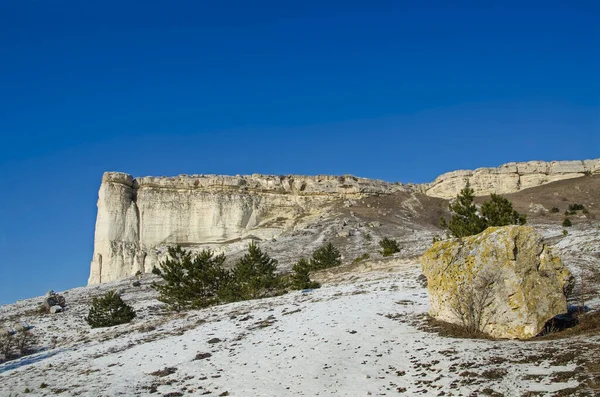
<box><xmin>89</xmin><ymin>158</ymin><xmax>599</xmax><ymax>285</ymax></box>
<box><xmin>425</xmin><ymin>158</ymin><xmax>600</xmax><ymax>199</ymax></box>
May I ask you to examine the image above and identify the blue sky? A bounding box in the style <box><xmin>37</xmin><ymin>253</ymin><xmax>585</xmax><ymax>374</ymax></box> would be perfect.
<box><xmin>0</xmin><ymin>1</ymin><xmax>598</xmax><ymax>304</ymax></box>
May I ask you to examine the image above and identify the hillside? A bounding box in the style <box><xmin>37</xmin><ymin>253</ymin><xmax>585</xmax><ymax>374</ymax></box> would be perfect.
<box><xmin>1</xmin><ymin>167</ymin><xmax>599</xmax><ymax>396</ymax></box>
<box><xmin>1</xmin><ymin>254</ymin><xmax>599</xmax><ymax>396</ymax></box>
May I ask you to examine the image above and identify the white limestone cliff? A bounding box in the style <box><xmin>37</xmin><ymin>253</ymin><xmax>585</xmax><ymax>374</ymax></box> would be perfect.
<box><xmin>88</xmin><ymin>173</ymin><xmax>405</xmax><ymax>284</ymax></box>
<box><xmin>425</xmin><ymin>159</ymin><xmax>600</xmax><ymax>199</ymax></box>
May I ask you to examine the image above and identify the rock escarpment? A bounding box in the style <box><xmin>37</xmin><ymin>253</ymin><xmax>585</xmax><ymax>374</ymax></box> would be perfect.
<box><xmin>421</xmin><ymin>226</ymin><xmax>573</xmax><ymax>339</ymax></box>
<box><xmin>425</xmin><ymin>159</ymin><xmax>600</xmax><ymax>199</ymax></box>
<box><xmin>88</xmin><ymin>172</ymin><xmax>405</xmax><ymax>284</ymax></box>
<box><xmin>89</xmin><ymin>158</ymin><xmax>597</xmax><ymax>285</ymax></box>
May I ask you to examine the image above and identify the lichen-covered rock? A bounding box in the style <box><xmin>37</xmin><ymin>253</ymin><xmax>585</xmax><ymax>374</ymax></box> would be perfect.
<box><xmin>421</xmin><ymin>226</ymin><xmax>573</xmax><ymax>339</ymax></box>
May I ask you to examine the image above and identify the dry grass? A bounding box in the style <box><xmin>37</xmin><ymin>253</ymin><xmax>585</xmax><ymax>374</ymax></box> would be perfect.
<box><xmin>417</xmin><ymin>315</ymin><xmax>496</xmax><ymax>340</ymax></box>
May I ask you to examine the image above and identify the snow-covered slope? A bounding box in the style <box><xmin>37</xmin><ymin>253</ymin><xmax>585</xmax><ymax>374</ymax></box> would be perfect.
<box><xmin>1</xmin><ymin>256</ymin><xmax>598</xmax><ymax>396</ymax></box>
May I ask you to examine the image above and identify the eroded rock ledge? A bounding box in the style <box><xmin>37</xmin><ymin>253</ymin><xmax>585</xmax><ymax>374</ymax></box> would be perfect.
<box><xmin>425</xmin><ymin>159</ymin><xmax>600</xmax><ymax>199</ymax></box>
<box><xmin>102</xmin><ymin>172</ymin><xmax>405</xmax><ymax>195</ymax></box>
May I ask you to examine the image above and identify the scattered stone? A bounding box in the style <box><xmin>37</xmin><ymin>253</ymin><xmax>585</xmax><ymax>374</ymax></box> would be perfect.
<box><xmin>207</xmin><ymin>338</ymin><xmax>222</xmax><ymax>344</ymax></box>
<box><xmin>49</xmin><ymin>305</ymin><xmax>63</xmax><ymax>314</ymax></box>
<box><xmin>149</xmin><ymin>367</ymin><xmax>177</xmax><ymax>377</ymax></box>
<box><xmin>194</xmin><ymin>352</ymin><xmax>212</xmax><ymax>361</ymax></box>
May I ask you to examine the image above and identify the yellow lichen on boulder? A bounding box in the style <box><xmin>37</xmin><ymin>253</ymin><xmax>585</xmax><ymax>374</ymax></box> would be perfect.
<box><xmin>421</xmin><ymin>226</ymin><xmax>573</xmax><ymax>339</ymax></box>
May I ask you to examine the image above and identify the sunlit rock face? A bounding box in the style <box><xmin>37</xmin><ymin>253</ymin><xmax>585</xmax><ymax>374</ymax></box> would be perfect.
<box><xmin>421</xmin><ymin>226</ymin><xmax>573</xmax><ymax>339</ymax></box>
<box><xmin>88</xmin><ymin>158</ymin><xmax>598</xmax><ymax>285</ymax></box>
<box><xmin>88</xmin><ymin>172</ymin><xmax>405</xmax><ymax>284</ymax></box>
<box><xmin>425</xmin><ymin>159</ymin><xmax>600</xmax><ymax>199</ymax></box>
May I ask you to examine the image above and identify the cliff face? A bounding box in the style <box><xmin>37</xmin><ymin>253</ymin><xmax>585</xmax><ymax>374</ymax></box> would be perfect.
<box><xmin>88</xmin><ymin>173</ymin><xmax>404</xmax><ymax>284</ymax></box>
<box><xmin>425</xmin><ymin>159</ymin><xmax>600</xmax><ymax>199</ymax></box>
<box><xmin>89</xmin><ymin>158</ymin><xmax>599</xmax><ymax>285</ymax></box>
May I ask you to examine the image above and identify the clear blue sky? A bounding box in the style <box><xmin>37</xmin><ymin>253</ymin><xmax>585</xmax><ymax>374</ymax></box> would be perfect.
<box><xmin>0</xmin><ymin>1</ymin><xmax>598</xmax><ymax>304</ymax></box>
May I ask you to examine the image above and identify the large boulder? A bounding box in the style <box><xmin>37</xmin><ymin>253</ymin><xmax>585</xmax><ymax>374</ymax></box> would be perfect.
<box><xmin>421</xmin><ymin>226</ymin><xmax>573</xmax><ymax>339</ymax></box>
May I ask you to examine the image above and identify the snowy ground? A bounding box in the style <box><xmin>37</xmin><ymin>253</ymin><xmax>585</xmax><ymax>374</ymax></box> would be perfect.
<box><xmin>2</xmin><ymin>256</ymin><xmax>599</xmax><ymax>397</ymax></box>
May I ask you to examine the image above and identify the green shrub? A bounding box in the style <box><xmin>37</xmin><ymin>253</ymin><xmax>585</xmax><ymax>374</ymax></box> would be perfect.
<box><xmin>568</xmin><ymin>203</ymin><xmax>585</xmax><ymax>211</ymax></box>
<box><xmin>230</xmin><ymin>242</ymin><xmax>279</xmax><ymax>300</ymax></box>
<box><xmin>562</xmin><ymin>218</ymin><xmax>572</xmax><ymax>227</ymax></box>
<box><xmin>443</xmin><ymin>182</ymin><xmax>487</xmax><ymax>238</ymax></box>
<box><xmin>153</xmin><ymin>246</ymin><xmax>229</xmax><ymax>311</ymax></box>
<box><xmin>550</xmin><ymin>207</ymin><xmax>560</xmax><ymax>213</ymax></box>
<box><xmin>440</xmin><ymin>182</ymin><xmax>525</xmax><ymax>238</ymax></box>
<box><xmin>563</xmin><ymin>229</ymin><xmax>568</xmax><ymax>237</ymax></box>
<box><xmin>481</xmin><ymin>193</ymin><xmax>527</xmax><ymax>227</ymax></box>
<box><xmin>379</xmin><ymin>238</ymin><xmax>401</xmax><ymax>257</ymax></box>
<box><xmin>85</xmin><ymin>291</ymin><xmax>136</xmax><ymax>328</ymax></box>
<box><xmin>289</xmin><ymin>258</ymin><xmax>320</xmax><ymax>290</ymax></box>
<box><xmin>309</xmin><ymin>242</ymin><xmax>342</xmax><ymax>270</ymax></box>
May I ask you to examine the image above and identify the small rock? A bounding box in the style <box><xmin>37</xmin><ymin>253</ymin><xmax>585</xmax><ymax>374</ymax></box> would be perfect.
<box><xmin>43</xmin><ymin>290</ymin><xmax>66</xmax><ymax>312</ymax></box>
<box><xmin>50</xmin><ymin>305</ymin><xmax>63</xmax><ymax>314</ymax></box>
<box><xmin>207</xmin><ymin>338</ymin><xmax>222</xmax><ymax>344</ymax></box>
<box><xmin>131</xmin><ymin>280</ymin><xmax>141</xmax><ymax>287</ymax></box>
<box><xmin>194</xmin><ymin>352</ymin><xmax>212</xmax><ymax>360</ymax></box>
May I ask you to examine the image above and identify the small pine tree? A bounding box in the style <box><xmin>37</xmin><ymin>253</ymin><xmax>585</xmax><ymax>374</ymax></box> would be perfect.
<box><xmin>290</xmin><ymin>258</ymin><xmax>320</xmax><ymax>290</ymax></box>
<box><xmin>481</xmin><ymin>193</ymin><xmax>527</xmax><ymax>227</ymax></box>
<box><xmin>309</xmin><ymin>242</ymin><xmax>342</xmax><ymax>270</ymax></box>
<box><xmin>440</xmin><ymin>182</ymin><xmax>526</xmax><ymax>238</ymax></box>
<box><xmin>231</xmin><ymin>242</ymin><xmax>278</xmax><ymax>300</ymax></box>
<box><xmin>379</xmin><ymin>237</ymin><xmax>401</xmax><ymax>257</ymax></box>
<box><xmin>153</xmin><ymin>247</ymin><xmax>190</xmax><ymax>311</ymax></box>
<box><xmin>153</xmin><ymin>246</ymin><xmax>230</xmax><ymax>311</ymax></box>
<box><xmin>85</xmin><ymin>291</ymin><xmax>136</xmax><ymax>328</ymax></box>
<box><xmin>445</xmin><ymin>181</ymin><xmax>487</xmax><ymax>238</ymax></box>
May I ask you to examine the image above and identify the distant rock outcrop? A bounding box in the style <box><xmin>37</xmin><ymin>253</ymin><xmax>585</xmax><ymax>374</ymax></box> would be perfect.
<box><xmin>425</xmin><ymin>159</ymin><xmax>600</xmax><ymax>199</ymax></box>
<box><xmin>421</xmin><ymin>226</ymin><xmax>573</xmax><ymax>339</ymax></box>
